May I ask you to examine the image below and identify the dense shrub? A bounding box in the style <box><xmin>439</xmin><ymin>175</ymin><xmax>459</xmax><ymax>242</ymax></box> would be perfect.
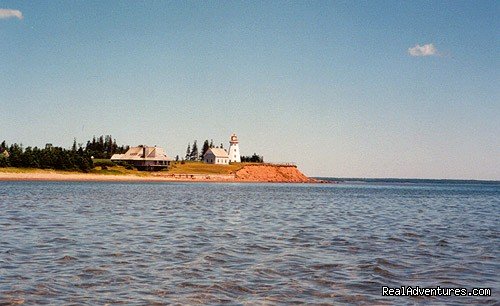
<box><xmin>241</xmin><ymin>153</ymin><xmax>264</xmax><ymax>163</ymax></box>
<box><xmin>0</xmin><ymin>155</ymin><xmax>9</xmax><ymax>167</ymax></box>
<box><xmin>92</xmin><ymin>159</ymin><xmax>116</xmax><ymax>168</ymax></box>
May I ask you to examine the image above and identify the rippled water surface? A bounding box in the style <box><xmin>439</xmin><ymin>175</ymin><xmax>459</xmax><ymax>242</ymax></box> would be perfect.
<box><xmin>0</xmin><ymin>181</ymin><xmax>498</xmax><ymax>305</ymax></box>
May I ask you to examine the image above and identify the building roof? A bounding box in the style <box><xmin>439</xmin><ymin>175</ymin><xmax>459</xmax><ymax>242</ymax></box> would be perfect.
<box><xmin>204</xmin><ymin>148</ymin><xmax>229</xmax><ymax>158</ymax></box>
<box><xmin>111</xmin><ymin>146</ymin><xmax>171</xmax><ymax>161</ymax></box>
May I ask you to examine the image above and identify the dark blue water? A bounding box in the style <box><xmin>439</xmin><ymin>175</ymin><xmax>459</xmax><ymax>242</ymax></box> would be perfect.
<box><xmin>0</xmin><ymin>181</ymin><xmax>498</xmax><ymax>305</ymax></box>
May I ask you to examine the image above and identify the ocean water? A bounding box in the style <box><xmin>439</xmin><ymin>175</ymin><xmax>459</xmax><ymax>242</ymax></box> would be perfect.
<box><xmin>0</xmin><ymin>181</ymin><xmax>498</xmax><ymax>305</ymax></box>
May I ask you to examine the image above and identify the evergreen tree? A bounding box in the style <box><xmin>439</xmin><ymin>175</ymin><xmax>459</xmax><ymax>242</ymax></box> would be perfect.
<box><xmin>21</xmin><ymin>147</ymin><xmax>36</xmax><ymax>168</ymax></box>
<box><xmin>75</xmin><ymin>147</ymin><xmax>93</xmax><ymax>172</ymax></box>
<box><xmin>98</xmin><ymin>136</ymin><xmax>104</xmax><ymax>154</ymax></box>
<box><xmin>185</xmin><ymin>143</ymin><xmax>191</xmax><ymax>160</ymax></box>
<box><xmin>0</xmin><ymin>154</ymin><xmax>9</xmax><ymax>167</ymax></box>
<box><xmin>190</xmin><ymin>140</ymin><xmax>198</xmax><ymax>161</ymax></box>
<box><xmin>0</xmin><ymin>141</ymin><xmax>9</xmax><ymax>167</ymax></box>
<box><xmin>241</xmin><ymin>153</ymin><xmax>264</xmax><ymax>163</ymax></box>
<box><xmin>84</xmin><ymin>135</ymin><xmax>125</xmax><ymax>158</ymax></box>
<box><xmin>201</xmin><ymin>140</ymin><xmax>210</xmax><ymax>159</ymax></box>
<box><xmin>8</xmin><ymin>144</ymin><xmax>23</xmax><ymax>167</ymax></box>
<box><xmin>112</xmin><ymin>139</ymin><xmax>118</xmax><ymax>155</ymax></box>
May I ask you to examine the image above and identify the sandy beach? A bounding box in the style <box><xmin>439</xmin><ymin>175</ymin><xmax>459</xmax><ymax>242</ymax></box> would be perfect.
<box><xmin>0</xmin><ymin>171</ymin><xmax>238</xmax><ymax>183</ymax></box>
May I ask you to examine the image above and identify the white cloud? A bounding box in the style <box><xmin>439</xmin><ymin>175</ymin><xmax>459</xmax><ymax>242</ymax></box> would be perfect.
<box><xmin>0</xmin><ymin>9</ymin><xmax>23</xmax><ymax>20</ymax></box>
<box><xmin>408</xmin><ymin>43</ymin><xmax>438</xmax><ymax>57</ymax></box>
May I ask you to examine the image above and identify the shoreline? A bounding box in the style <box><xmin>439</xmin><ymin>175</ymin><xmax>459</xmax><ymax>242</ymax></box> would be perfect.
<box><xmin>0</xmin><ymin>170</ymin><xmax>320</xmax><ymax>184</ymax></box>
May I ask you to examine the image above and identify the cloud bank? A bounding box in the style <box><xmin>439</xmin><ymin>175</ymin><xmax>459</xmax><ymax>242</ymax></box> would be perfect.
<box><xmin>0</xmin><ymin>9</ymin><xmax>23</xmax><ymax>20</ymax></box>
<box><xmin>408</xmin><ymin>43</ymin><xmax>438</xmax><ymax>57</ymax></box>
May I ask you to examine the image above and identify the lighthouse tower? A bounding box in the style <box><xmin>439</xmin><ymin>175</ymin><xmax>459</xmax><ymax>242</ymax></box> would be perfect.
<box><xmin>228</xmin><ymin>133</ymin><xmax>241</xmax><ymax>163</ymax></box>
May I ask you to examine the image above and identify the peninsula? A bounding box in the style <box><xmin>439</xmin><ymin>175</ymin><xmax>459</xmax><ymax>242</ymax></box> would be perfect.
<box><xmin>0</xmin><ymin>162</ymin><xmax>317</xmax><ymax>183</ymax></box>
<box><xmin>0</xmin><ymin>133</ymin><xmax>320</xmax><ymax>183</ymax></box>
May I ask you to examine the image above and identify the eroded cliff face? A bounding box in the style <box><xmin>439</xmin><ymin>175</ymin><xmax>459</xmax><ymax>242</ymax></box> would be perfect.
<box><xmin>234</xmin><ymin>165</ymin><xmax>316</xmax><ymax>183</ymax></box>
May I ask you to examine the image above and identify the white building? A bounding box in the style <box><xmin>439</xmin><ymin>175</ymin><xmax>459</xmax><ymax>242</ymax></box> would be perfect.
<box><xmin>111</xmin><ymin>145</ymin><xmax>171</xmax><ymax>170</ymax></box>
<box><xmin>203</xmin><ymin>148</ymin><xmax>229</xmax><ymax>165</ymax></box>
<box><xmin>228</xmin><ymin>133</ymin><xmax>241</xmax><ymax>163</ymax></box>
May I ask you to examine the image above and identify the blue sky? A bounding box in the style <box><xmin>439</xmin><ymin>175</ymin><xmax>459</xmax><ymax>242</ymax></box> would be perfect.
<box><xmin>1</xmin><ymin>1</ymin><xmax>498</xmax><ymax>179</ymax></box>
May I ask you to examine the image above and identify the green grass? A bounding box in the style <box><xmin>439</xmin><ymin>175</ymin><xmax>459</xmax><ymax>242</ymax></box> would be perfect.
<box><xmin>92</xmin><ymin>159</ymin><xmax>116</xmax><ymax>167</ymax></box>
<box><xmin>0</xmin><ymin>167</ymin><xmax>59</xmax><ymax>174</ymax></box>
<box><xmin>90</xmin><ymin>165</ymin><xmax>151</xmax><ymax>176</ymax></box>
<box><xmin>167</xmin><ymin>161</ymin><xmax>245</xmax><ymax>175</ymax></box>
<box><xmin>90</xmin><ymin>161</ymin><xmax>244</xmax><ymax>176</ymax></box>
<box><xmin>0</xmin><ymin>167</ymin><xmax>88</xmax><ymax>174</ymax></box>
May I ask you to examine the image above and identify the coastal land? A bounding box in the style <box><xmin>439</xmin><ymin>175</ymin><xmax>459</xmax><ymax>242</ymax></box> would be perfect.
<box><xmin>0</xmin><ymin>162</ymin><xmax>318</xmax><ymax>183</ymax></box>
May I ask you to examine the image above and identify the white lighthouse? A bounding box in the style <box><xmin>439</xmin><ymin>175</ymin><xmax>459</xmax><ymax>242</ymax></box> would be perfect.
<box><xmin>228</xmin><ymin>133</ymin><xmax>241</xmax><ymax>163</ymax></box>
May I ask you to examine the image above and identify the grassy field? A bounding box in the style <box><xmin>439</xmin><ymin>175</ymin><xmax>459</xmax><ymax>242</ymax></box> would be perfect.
<box><xmin>167</xmin><ymin>161</ymin><xmax>245</xmax><ymax>174</ymax></box>
<box><xmin>0</xmin><ymin>167</ymin><xmax>68</xmax><ymax>174</ymax></box>
<box><xmin>90</xmin><ymin>167</ymin><xmax>150</xmax><ymax>176</ymax></box>
<box><xmin>92</xmin><ymin>159</ymin><xmax>117</xmax><ymax>167</ymax></box>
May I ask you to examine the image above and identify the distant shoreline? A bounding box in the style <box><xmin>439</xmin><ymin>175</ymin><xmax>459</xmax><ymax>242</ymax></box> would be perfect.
<box><xmin>317</xmin><ymin>177</ymin><xmax>499</xmax><ymax>185</ymax></box>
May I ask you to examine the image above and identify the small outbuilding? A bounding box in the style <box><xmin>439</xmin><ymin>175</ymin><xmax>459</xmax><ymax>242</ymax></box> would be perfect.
<box><xmin>111</xmin><ymin>145</ymin><xmax>171</xmax><ymax>171</ymax></box>
<box><xmin>203</xmin><ymin>148</ymin><xmax>229</xmax><ymax>165</ymax></box>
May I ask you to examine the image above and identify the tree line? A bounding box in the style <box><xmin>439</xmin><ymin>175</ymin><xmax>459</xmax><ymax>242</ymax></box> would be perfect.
<box><xmin>182</xmin><ymin>139</ymin><xmax>263</xmax><ymax>163</ymax></box>
<box><xmin>241</xmin><ymin>153</ymin><xmax>264</xmax><ymax>163</ymax></box>
<box><xmin>85</xmin><ymin>135</ymin><xmax>128</xmax><ymax>159</ymax></box>
<box><xmin>0</xmin><ymin>135</ymin><xmax>128</xmax><ymax>172</ymax></box>
<box><xmin>183</xmin><ymin>139</ymin><xmax>224</xmax><ymax>161</ymax></box>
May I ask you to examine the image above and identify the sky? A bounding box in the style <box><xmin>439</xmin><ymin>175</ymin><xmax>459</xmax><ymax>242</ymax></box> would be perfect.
<box><xmin>1</xmin><ymin>1</ymin><xmax>498</xmax><ymax>179</ymax></box>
